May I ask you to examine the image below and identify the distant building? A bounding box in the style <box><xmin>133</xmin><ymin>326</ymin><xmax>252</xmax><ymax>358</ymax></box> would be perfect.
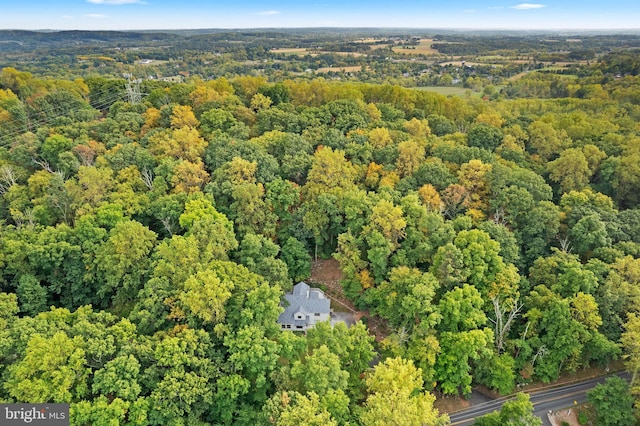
<box><xmin>277</xmin><ymin>282</ymin><xmax>331</xmax><ymax>331</ymax></box>
<box><xmin>158</xmin><ymin>75</ymin><xmax>185</xmax><ymax>83</ymax></box>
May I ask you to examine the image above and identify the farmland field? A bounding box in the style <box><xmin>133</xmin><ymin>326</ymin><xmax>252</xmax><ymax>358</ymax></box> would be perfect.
<box><xmin>414</xmin><ymin>86</ymin><xmax>473</xmax><ymax>96</ymax></box>
<box><xmin>392</xmin><ymin>38</ymin><xmax>439</xmax><ymax>55</ymax></box>
<box><xmin>271</xmin><ymin>47</ymin><xmax>312</xmax><ymax>56</ymax></box>
<box><xmin>316</xmin><ymin>65</ymin><xmax>364</xmax><ymax>73</ymax></box>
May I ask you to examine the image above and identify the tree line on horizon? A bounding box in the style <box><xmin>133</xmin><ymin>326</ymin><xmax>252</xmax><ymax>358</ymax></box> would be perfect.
<box><xmin>0</xmin><ymin>65</ymin><xmax>639</xmax><ymax>424</ymax></box>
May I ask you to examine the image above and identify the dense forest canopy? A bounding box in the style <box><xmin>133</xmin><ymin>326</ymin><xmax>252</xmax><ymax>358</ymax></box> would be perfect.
<box><xmin>1</xmin><ymin>29</ymin><xmax>640</xmax><ymax>425</ymax></box>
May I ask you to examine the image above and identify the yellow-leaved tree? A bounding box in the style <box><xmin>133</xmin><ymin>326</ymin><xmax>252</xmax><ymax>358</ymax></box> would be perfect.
<box><xmin>360</xmin><ymin>357</ymin><xmax>449</xmax><ymax>426</ymax></box>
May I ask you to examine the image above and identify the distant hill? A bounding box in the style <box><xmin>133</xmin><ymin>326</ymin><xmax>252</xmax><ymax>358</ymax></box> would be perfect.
<box><xmin>0</xmin><ymin>30</ymin><xmax>182</xmax><ymax>52</ymax></box>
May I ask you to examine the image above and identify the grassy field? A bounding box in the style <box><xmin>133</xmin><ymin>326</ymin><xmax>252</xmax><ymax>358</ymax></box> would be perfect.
<box><xmin>392</xmin><ymin>38</ymin><xmax>439</xmax><ymax>55</ymax></box>
<box><xmin>270</xmin><ymin>47</ymin><xmax>313</xmax><ymax>56</ymax></box>
<box><xmin>331</xmin><ymin>51</ymin><xmax>367</xmax><ymax>57</ymax></box>
<box><xmin>507</xmin><ymin>68</ymin><xmax>580</xmax><ymax>82</ymax></box>
<box><xmin>354</xmin><ymin>38</ymin><xmax>383</xmax><ymax>43</ymax></box>
<box><xmin>77</xmin><ymin>55</ymin><xmax>115</xmax><ymax>62</ymax></box>
<box><xmin>415</xmin><ymin>86</ymin><xmax>473</xmax><ymax>96</ymax></box>
<box><xmin>316</xmin><ymin>65</ymin><xmax>364</xmax><ymax>73</ymax></box>
<box><xmin>271</xmin><ymin>48</ymin><xmax>368</xmax><ymax>57</ymax></box>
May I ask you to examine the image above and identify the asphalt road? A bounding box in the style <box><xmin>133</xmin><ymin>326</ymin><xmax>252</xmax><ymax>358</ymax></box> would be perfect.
<box><xmin>448</xmin><ymin>372</ymin><xmax>631</xmax><ymax>426</ymax></box>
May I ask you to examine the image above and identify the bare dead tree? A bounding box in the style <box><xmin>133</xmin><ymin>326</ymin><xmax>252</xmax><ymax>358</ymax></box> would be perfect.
<box><xmin>532</xmin><ymin>344</ymin><xmax>548</xmax><ymax>366</ymax></box>
<box><xmin>33</xmin><ymin>157</ymin><xmax>54</xmax><ymax>173</ymax></box>
<box><xmin>514</xmin><ymin>321</ymin><xmax>530</xmax><ymax>360</ymax></box>
<box><xmin>53</xmin><ymin>169</ymin><xmax>66</xmax><ymax>181</ymax></box>
<box><xmin>10</xmin><ymin>208</ymin><xmax>36</xmax><ymax>228</ymax></box>
<box><xmin>395</xmin><ymin>326</ymin><xmax>410</xmax><ymax>347</ymax></box>
<box><xmin>140</xmin><ymin>168</ymin><xmax>154</xmax><ymax>190</ymax></box>
<box><xmin>489</xmin><ymin>296</ymin><xmax>523</xmax><ymax>353</ymax></box>
<box><xmin>159</xmin><ymin>217</ymin><xmax>174</xmax><ymax>237</ymax></box>
<box><xmin>12</xmin><ymin>213</ymin><xmax>23</xmax><ymax>228</ymax></box>
<box><xmin>47</xmin><ymin>175</ymin><xmax>74</xmax><ymax>226</ymax></box>
<box><xmin>0</xmin><ymin>164</ymin><xmax>17</xmax><ymax>195</ymax></box>
<box><xmin>23</xmin><ymin>209</ymin><xmax>35</xmax><ymax>227</ymax></box>
<box><xmin>557</xmin><ymin>234</ymin><xmax>572</xmax><ymax>253</ymax></box>
<box><xmin>492</xmin><ymin>207</ymin><xmax>507</xmax><ymax>225</ymax></box>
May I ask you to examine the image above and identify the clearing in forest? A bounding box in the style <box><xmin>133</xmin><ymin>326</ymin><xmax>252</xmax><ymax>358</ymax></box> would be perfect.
<box><xmin>309</xmin><ymin>259</ymin><xmax>390</xmax><ymax>341</ymax></box>
<box><xmin>271</xmin><ymin>47</ymin><xmax>314</xmax><ymax>56</ymax></box>
<box><xmin>392</xmin><ymin>38</ymin><xmax>439</xmax><ymax>55</ymax></box>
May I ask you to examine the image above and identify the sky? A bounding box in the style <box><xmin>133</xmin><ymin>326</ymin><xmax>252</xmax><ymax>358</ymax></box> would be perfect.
<box><xmin>1</xmin><ymin>0</ymin><xmax>640</xmax><ymax>31</ymax></box>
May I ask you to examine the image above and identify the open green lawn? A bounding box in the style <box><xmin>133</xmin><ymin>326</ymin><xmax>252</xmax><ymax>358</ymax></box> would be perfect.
<box><xmin>414</xmin><ymin>86</ymin><xmax>475</xmax><ymax>96</ymax></box>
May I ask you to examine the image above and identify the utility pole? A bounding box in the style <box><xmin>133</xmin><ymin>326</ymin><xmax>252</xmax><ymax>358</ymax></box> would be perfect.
<box><xmin>124</xmin><ymin>73</ymin><xmax>142</xmax><ymax>105</ymax></box>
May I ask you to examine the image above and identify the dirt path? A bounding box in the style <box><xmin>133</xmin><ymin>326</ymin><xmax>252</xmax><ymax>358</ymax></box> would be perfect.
<box><xmin>308</xmin><ymin>259</ymin><xmax>390</xmax><ymax>341</ymax></box>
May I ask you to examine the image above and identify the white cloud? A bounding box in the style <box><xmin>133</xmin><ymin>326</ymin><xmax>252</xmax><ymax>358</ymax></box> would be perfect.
<box><xmin>510</xmin><ymin>3</ymin><xmax>546</xmax><ymax>9</ymax></box>
<box><xmin>488</xmin><ymin>6</ymin><xmax>504</xmax><ymax>9</ymax></box>
<box><xmin>87</xmin><ymin>0</ymin><xmax>143</xmax><ymax>4</ymax></box>
<box><xmin>258</xmin><ymin>10</ymin><xmax>280</xmax><ymax>15</ymax></box>
<box><xmin>86</xmin><ymin>13</ymin><xmax>108</xmax><ymax>18</ymax></box>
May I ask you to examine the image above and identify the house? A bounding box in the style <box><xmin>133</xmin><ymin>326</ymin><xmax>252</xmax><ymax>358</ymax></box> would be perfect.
<box><xmin>277</xmin><ymin>282</ymin><xmax>331</xmax><ymax>331</ymax></box>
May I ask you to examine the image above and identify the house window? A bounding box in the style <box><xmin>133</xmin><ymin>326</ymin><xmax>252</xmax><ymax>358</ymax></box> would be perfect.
<box><xmin>315</xmin><ymin>313</ymin><xmax>321</xmax><ymax>316</ymax></box>
<box><xmin>296</xmin><ymin>325</ymin><xmax>303</xmax><ymax>329</ymax></box>
<box><xmin>286</xmin><ymin>324</ymin><xmax>292</xmax><ymax>329</ymax></box>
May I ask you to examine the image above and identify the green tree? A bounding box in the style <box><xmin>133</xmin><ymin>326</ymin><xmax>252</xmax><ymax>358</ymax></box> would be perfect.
<box><xmin>468</xmin><ymin>123</ymin><xmax>503</xmax><ymax>152</ymax></box>
<box><xmin>71</xmin><ymin>396</ymin><xmax>137</xmax><ymax>426</ymax></box>
<box><xmin>435</xmin><ymin>327</ymin><xmax>493</xmax><ymax>396</ymax></box>
<box><xmin>280</xmin><ymin>237</ymin><xmax>311</xmax><ymax>283</ymax></box>
<box><xmin>474</xmin><ymin>352</ymin><xmax>516</xmax><ymax>395</ymax></box>
<box><xmin>394</xmin><ymin>195</ymin><xmax>454</xmax><ymax>269</ymax></box>
<box><xmin>474</xmin><ymin>392</ymin><xmax>541</xmax><ymax>426</ymax></box>
<box><xmin>181</xmin><ymin>199</ymin><xmax>238</xmax><ymax>262</ymax></box>
<box><xmin>92</xmin><ymin>354</ymin><xmax>142</xmax><ymax>401</ymax></box>
<box><xmin>302</xmin><ymin>147</ymin><xmax>359</xmax><ymax>256</ymax></box>
<box><xmin>526</xmin><ymin>119</ymin><xmax>571</xmax><ymax>162</ymax></box>
<box><xmin>525</xmin><ymin>292</ymin><xmax>585</xmax><ymax>382</ymax></box>
<box><xmin>260</xmin><ymin>391</ymin><xmax>337</xmax><ymax>426</ymax></box>
<box><xmin>587</xmin><ymin>376</ymin><xmax>635</xmax><ymax>426</ymax></box>
<box><xmin>177</xmin><ymin>269</ymin><xmax>233</xmax><ymax>326</ymax></box>
<box><xmin>369</xmin><ymin>266</ymin><xmax>440</xmax><ymax>330</ymax></box>
<box><xmin>306</xmin><ymin>321</ymin><xmax>375</xmax><ymax>399</ymax></box>
<box><xmin>40</xmin><ymin>134</ymin><xmax>76</xmax><ymax>171</ymax></box>
<box><xmin>569</xmin><ymin>213</ymin><xmax>611</xmax><ymax>257</ymax></box>
<box><xmin>529</xmin><ymin>249</ymin><xmax>598</xmax><ymax>297</ymax></box>
<box><xmin>547</xmin><ymin>148</ymin><xmax>591</xmax><ymax>193</ymax></box>
<box><xmin>598</xmin><ymin>256</ymin><xmax>640</xmax><ymax>340</ymax></box>
<box><xmin>94</xmin><ymin>219</ymin><xmax>156</xmax><ymax>310</ymax></box>
<box><xmin>236</xmin><ymin>233</ymin><xmax>290</xmax><ymax>290</ymax></box>
<box><xmin>290</xmin><ymin>345</ymin><xmax>349</xmax><ymax>397</ymax></box>
<box><xmin>431</xmin><ymin>243</ymin><xmax>468</xmax><ymax>291</ymax></box>
<box><xmin>146</xmin><ymin>327</ymin><xmax>216</xmax><ymax>425</ymax></box>
<box><xmin>16</xmin><ymin>274</ymin><xmax>48</xmax><ymax>316</ymax></box>
<box><xmin>437</xmin><ymin>284</ymin><xmax>486</xmax><ymax>333</ymax></box>
<box><xmin>360</xmin><ymin>357</ymin><xmax>448</xmax><ymax>426</ymax></box>
<box><xmin>259</xmin><ymin>82</ymin><xmax>291</xmax><ymax>106</ymax></box>
<box><xmin>621</xmin><ymin>312</ymin><xmax>640</xmax><ymax>413</ymax></box>
<box><xmin>4</xmin><ymin>331</ymin><xmax>89</xmax><ymax>402</ymax></box>
<box><xmin>452</xmin><ymin>229</ymin><xmax>510</xmax><ymax>297</ymax></box>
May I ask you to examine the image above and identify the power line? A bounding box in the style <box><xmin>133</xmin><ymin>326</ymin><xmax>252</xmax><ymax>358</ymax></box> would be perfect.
<box><xmin>0</xmin><ymin>92</ymin><xmax>128</xmax><ymax>148</ymax></box>
<box><xmin>0</xmin><ymin>77</ymin><xmax>150</xmax><ymax>149</ymax></box>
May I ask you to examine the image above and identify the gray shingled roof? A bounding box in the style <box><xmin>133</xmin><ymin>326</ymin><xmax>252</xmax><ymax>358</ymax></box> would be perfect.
<box><xmin>277</xmin><ymin>282</ymin><xmax>330</xmax><ymax>325</ymax></box>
